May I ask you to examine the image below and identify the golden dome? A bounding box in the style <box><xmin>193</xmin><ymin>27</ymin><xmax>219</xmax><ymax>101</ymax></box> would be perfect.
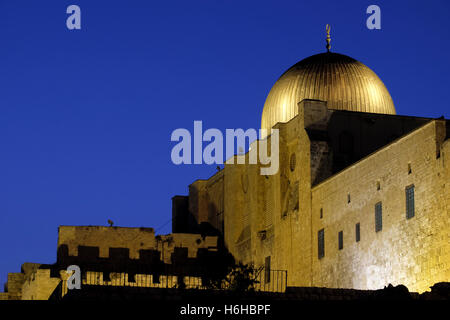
<box><xmin>261</xmin><ymin>52</ymin><xmax>396</xmax><ymax>131</ymax></box>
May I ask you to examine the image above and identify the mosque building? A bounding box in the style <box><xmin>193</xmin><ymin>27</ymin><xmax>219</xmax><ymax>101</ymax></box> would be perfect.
<box><xmin>172</xmin><ymin>27</ymin><xmax>450</xmax><ymax>293</ymax></box>
<box><xmin>1</xmin><ymin>28</ymin><xmax>449</xmax><ymax>299</ymax></box>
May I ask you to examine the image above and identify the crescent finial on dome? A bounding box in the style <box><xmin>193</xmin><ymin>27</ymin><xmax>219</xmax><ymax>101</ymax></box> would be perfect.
<box><xmin>326</xmin><ymin>24</ymin><xmax>331</xmax><ymax>52</ymax></box>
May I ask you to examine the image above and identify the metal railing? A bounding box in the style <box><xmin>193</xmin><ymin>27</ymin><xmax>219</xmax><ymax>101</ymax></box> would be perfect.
<box><xmin>253</xmin><ymin>268</ymin><xmax>287</xmax><ymax>293</ymax></box>
<box><xmin>58</xmin><ymin>266</ymin><xmax>287</xmax><ymax>298</ymax></box>
<box><xmin>81</xmin><ymin>271</ymin><xmax>203</xmax><ymax>289</ymax></box>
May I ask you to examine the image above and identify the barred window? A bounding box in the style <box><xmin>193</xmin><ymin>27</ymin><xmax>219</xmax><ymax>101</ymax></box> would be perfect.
<box><xmin>318</xmin><ymin>229</ymin><xmax>325</xmax><ymax>259</ymax></box>
<box><xmin>375</xmin><ymin>202</ymin><xmax>382</xmax><ymax>232</ymax></box>
<box><xmin>338</xmin><ymin>231</ymin><xmax>343</xmax><ymax>250</ymax></box>
<box><xmin>265</xmin><ymin>256</ymin><xmax>271</xmax><ymax>283</ymax></box>
<box><xmin>406</xmin><ymin>185</ymin><xmax>415</xmax><ymax>219</ymax></box>
<box><xmin>355</xmin><ymin>223</ymin><xmax>360</xmax><ymax>242</ymax></box>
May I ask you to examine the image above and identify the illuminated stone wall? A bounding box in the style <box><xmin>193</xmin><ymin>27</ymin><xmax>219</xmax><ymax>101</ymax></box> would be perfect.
<box><xmin>20</xmin><ymin>268</ymin><xmax>64</xmax><ymax>300</ymax></box>
<box><xmin>311</xmin><ymin>120</ymin><xmax>450</xmax><ymax>293</ymax></box>
<box><xmin>2</xmin><ymin>227</ymin><xmax>219</xmax><ymax>300</ymax></box>
<box><xmin>58</xmin><ymin>225</ymin><xmax>157</xmax><ymax>259</ymax></box>
<box><xmin>188</xmin><ymin>100</ymin><xmax>449</xmax><ymax>293</ymax></box>
<box><xmin>188</xmin><ymin>171</ymin><xmax>225</xmax><ymax>235</ymax></box>
<box><xmin>2</xmin><ymin>103</ymin><xmax>448</xmax><ymax>299</ymax></box>
<box><xmin>58</xmin><ymin>226</ymin><xmax>217</xmax><ymax>263</ymax></box>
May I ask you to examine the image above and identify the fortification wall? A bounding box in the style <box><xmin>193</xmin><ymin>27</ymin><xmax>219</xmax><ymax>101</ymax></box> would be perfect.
<box><xmin>58</xmin><ymin>226</ymin><xmax>217</xmax><ymax>264</ymax></box>
<box><xmin>58</xmin><ymin>226</ymin><xmax>156</xmax><ymax>259</ymax></box>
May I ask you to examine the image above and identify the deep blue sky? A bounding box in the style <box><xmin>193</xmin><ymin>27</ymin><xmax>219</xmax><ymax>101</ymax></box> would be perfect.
<box><xmin>1</xmin><ymin>0</ymin><xmax>449</xmax><ymax>290</ymax></box>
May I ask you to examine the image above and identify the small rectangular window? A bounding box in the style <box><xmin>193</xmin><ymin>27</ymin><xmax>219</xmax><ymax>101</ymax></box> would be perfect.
<box><xmin>355</xmin><ymin>223</ymin><xmax>360</xmax><ymax>242</ymax></box>
<box><xmin>265</xmin><ymin>256</ymin><xmax>271</xmax><ymax>283</ymax></box>
<box><xmin>338</xmin><ymin>231</ymin><xmax>343</xmax><ymax>250</ymax></box>
<box><xmin>375</xmin><ymin>202</ymin><xmax>382</xmax><ymax>232</ymax></box>
<box><xmin>347</xmin><ymin>193</ymin><xmax>351</xmax><ymax>203</ymax></box>
<box><xmin>318</xmin><ymin>229</ymin><xmax>325</xmax><ymax>259</ymax></box>
<box><xmin>408</xmin><ymin>163</ymin><xmax>412</xmax><ymax>174</ymax></box>
<box><xmin>320</xmin><ymin>208</ymin><xmax>323</xmax><ymax>219</ymax></box>
<box><xmin>406</xmin><ymin>185</ymin><xmax>415</xmax><ymax>219</ymax></box>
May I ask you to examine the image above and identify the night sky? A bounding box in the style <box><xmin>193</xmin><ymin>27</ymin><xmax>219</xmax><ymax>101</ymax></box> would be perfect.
<box><xmin>1</xmin><ymin>0</ymin><xmax>449</xmax><ymax>290</ymax></box>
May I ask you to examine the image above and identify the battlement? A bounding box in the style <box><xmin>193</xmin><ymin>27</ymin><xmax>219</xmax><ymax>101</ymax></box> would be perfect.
<box><xmin>58</xmin><ymin>225</ymin><xmax>217</xmax><ymax>263</ymax></box>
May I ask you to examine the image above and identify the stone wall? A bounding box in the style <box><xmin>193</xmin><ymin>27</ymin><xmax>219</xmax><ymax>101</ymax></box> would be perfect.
<box><xmin>58</xmin><ymin>226</ymin><xmax>217</xmax><ymax>264</ymax></box>
<box><xmin>58</xmin><ymin>225</ymin><xmax>157</xmax><ymax>259</ymax></box>
<box><xmin>20</xmin><ymin>269</ymin><xmax>63</xmax><ymax>300</ymax></box>
<box><xmin>2</xmin><ymin>227</ymin><xmax>221</xmax><ymax>300</ymax></box>
<box><xmin>180</xmin><ymin>100</ymin><xmax>449</xmax><ymax>293</ymax></box>
<box><xmin>311</xmin><ymin>120</ymin><xmax>450</xmax><ymax>293</ymax></box>
<box><xmin>1</xmin><ymin>273</ymin><xmax>25</xmax><ymax>300</ymax></box>
<box><xmin>188</xmin><ymin>170</ymin><xmax>224</xmax><ymax>235</ymax></box>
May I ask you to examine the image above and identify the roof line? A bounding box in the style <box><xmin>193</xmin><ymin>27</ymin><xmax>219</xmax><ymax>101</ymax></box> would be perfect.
<box><xmin>311</xmin><ymin>119</ymin><xmax>439</xmax><ymax>189</ymax></box>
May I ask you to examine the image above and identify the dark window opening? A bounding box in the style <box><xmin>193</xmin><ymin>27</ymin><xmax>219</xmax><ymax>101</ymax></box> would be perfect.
<box><xmin>408</xmin><ymin>163</ymin><xmax>412</xmax><ymax>174</ymax></box>
<box><xmin>375</xmin><ymin>202</ymin><xmax>382</xmax><ymax>232</ymax></box>
<box><xmin>338</xmin><ymin>231</ymin><xmax>343</xmax><ymax>250</ymax></box>
<box><xmin>347</xmin><ymin>193</ymin><xmax>351</xmax><ymax>203</ymax></box>
<box><xmin>320</xmin><ymin>208</ymin><xmax>323</xmax><ymax>219</ymax></box>
<box><xmin>356</xmin><ymin>223</ymin><xmax>360</xmax><ymax>242</ymax></box>
<box><xmin>406</xmin><ymin>185</ymin><xmax>415</xmax><ymax>219</ymax></box>
<box><xmin>318</xmin><ymin>229</ymin><xmax>325</xmax><ymax>259</ymax></box>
